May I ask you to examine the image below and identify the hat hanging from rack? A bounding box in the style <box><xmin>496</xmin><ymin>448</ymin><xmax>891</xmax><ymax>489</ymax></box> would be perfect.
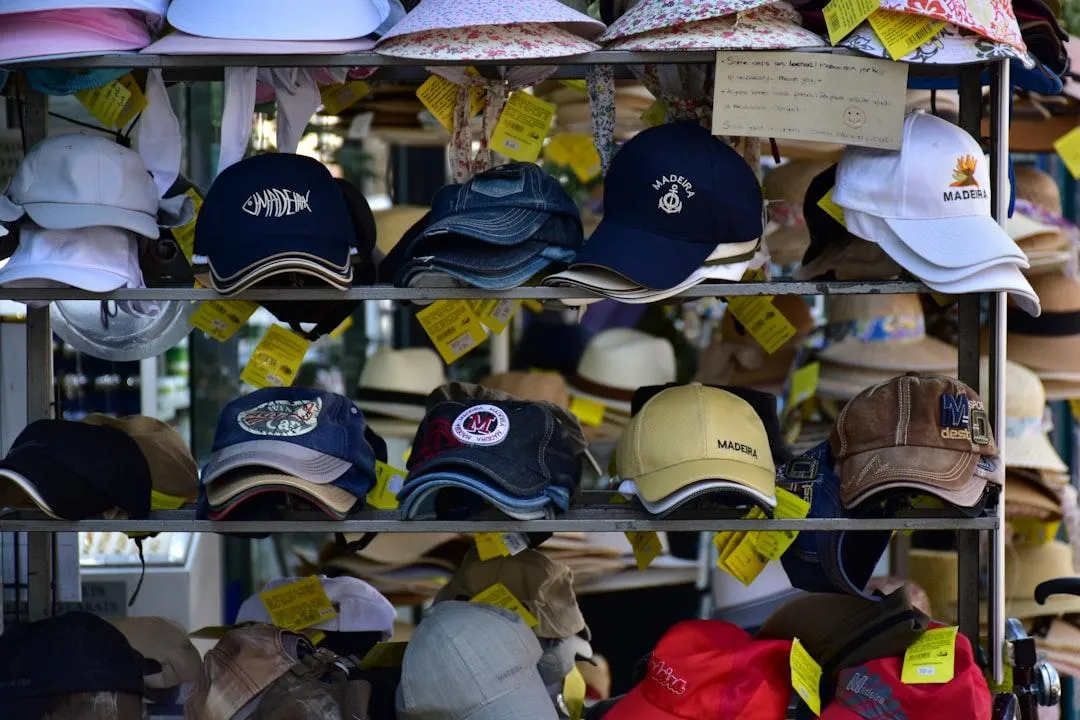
<box><xmin>603</xmin><ymin>3</ymin><xmax>826</xmax><ymax>51</ymax></box>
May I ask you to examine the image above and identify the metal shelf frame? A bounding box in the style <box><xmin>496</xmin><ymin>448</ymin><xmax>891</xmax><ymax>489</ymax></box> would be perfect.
<box><xmin>1</xmin><ymin>51</ymin><xmax>1011</xmax><ymax>681</ymax></box>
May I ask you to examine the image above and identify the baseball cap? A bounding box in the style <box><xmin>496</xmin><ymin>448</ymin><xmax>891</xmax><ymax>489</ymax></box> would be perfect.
<box><xmin>83</xmin><ymin>413</ymin><xmax>199</xmax><ymax>504</ymax></box>
<box><xmin>0</xmin><ymin>8</ymin><xmax>152</xmax><ymax>65</ymax></box>
<box><xmin>0</xmin><ymin>223</ymin><xmax>145</xmax><ymax>295</ymax></box>
<box><xmin>398</xmin><ymin>399</ymin><xmax>582</xmax><ymax>520</ymax></box>
<box><xmin>0</xmin><ymin>611</ymin><xmax>145</xmax><ymax>720</ymax></box>
<box><xmin>434</xmin><ymin>548</ymin><xmax>590</xmax><ymax>640</ymax></box>
<box><xmin>569</xmin><ymin>122</ymin><xmax>763</xmax><ymax>290</ymax></box>
<box><xmin>617</xmin><ymin>384</ymin><xmax>777</xmax><ymax>516</ymax></box>
<box><xmin>759</xmin><ymin>590</ymin><xmax>930</xmax><ymax>705</ymax></box>
<box><xmin>0</xmin><ymin>419</ymin><xmax>151</xmax><ymax>520</ymax></box>
<box><xmin>820</xmin><ymin>628</ymin><xmax>990</xmax><ymax>720</ymax></box>
<box><xmin>830</xmin><ymin>374</ymin><xmax>1002</xmax><ymax>514</ymax></box>
<box><xmin>193</xmin><ymin>153</ymin><xmax>355</xmax><ymax>295</ymax></box>
<box><xmin>109</xmin><ymin>617</ymin><xmax>202</xmax><ymax>692</ymax></box>
<box><xmin>238</xmin><ymin>575</ymin><xmax>395</xmax><ymax>638</ymax></box>
<box><xmin>201</xmin><ymin>388</ymin><xmax>376</xmax><ymax>520</ymax></box>
<box><xmin>777</xmin><ymin>441</ymin><xmax>892</xmax><ymax>599</ymax></box>
<box><xmin>396</xmin><ymin>602</ymin><xmax>557</xmax><ymax>720</ymax></box>
<box><xmin>0</xmin><ymin>133</ymin><xmax>161</xmax><ymax>239</ymax></box>
<box><xmin>605</xmin><ymin>620</ymin><xmax>792</xmax><ymax>720</ymax></box>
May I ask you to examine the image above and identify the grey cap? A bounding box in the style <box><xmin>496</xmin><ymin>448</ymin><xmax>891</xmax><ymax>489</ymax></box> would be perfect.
<box><xmin>396</xmin><ymin>602</ymin><xmax>557</xmax><ymax>720</ymax></box>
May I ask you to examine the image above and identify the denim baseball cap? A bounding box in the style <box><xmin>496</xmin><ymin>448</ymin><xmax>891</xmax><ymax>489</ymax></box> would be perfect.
<box><xmin>398</xmin><ymin>399</ymin><xmax>581</xmax><ymax>519</ymax></box>
<box><xmin>571</xmin><ymin>122</ymin><xmax>764</xmax><ymax>290</ymax></box>
<box><xmin>777</xmin><ymin>441</ymin><xmax>891</xmax><ymax>599</ymax></box>
<box><xmin>420</xmin><ymin>162</ymin><xmax>583</xmax><ymax>248</ymax></box>
<box><xmin>194</xmin><ymin>153</ymin><xmax>355</xmax><ymax>292</ymax></box>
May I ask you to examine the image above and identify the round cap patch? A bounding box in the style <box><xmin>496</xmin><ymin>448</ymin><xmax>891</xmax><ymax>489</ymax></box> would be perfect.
<box><xmin>237</xmin><ymin>398</ymin><xmax>322</xmax><ymax>437</ymax></box>
<box><xmin>452</xmin><ymin>404</ymin><xmax>510</xmax><ymax>446</ymax></box>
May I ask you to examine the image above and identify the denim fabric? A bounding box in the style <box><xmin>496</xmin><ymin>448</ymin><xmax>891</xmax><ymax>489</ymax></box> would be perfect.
<box><xmin>399</xmin><ymin>476</ymin><xmax>555</xmax><ymax>520</ymax></box>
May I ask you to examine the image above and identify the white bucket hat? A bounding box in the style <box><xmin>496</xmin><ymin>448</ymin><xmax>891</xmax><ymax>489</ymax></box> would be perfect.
<box><xmin>570</xmin><ymin>328</ymin><xmax>677</xmax><ymax>413</ymax></box>
<box><xmin>355</xmin><ymin>346</ymin><xmax>447</xmax><ymax>424</ymax></box>
<box><xmin>166</xmin><ymin>0</ymin><xmax>390</xmax><ymax>41</ymax></box>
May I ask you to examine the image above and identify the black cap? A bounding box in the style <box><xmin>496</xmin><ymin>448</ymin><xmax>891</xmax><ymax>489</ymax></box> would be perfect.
<box><xmin>801</xmin><ymin>164</ymin><xmax>849</xmax><ymax>273</ymax></box>
<box><xmin>0</xmin><ymin>612</ymin><xmax>144</xmax><ymax>719</ymax></box>
<box><xmin>631</xmin><ymin>383</ymin><xmax>793</xmax><ymax>466</ymax></box>
<box><xmin>0</xmin><ymin>420</ymin><xmax>151</xmax><ymax>520</ymax></box>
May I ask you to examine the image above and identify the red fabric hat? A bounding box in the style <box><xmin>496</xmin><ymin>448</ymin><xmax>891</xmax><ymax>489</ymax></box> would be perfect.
<box><xmin>821</xmin><ymin>629</ymin><xmax>991</xmax><ymax>720</ymax></box>
<box><xmin>605</xmin><ymin>620</ymin><xmax>792</xmax><ymax>720</ymax></box>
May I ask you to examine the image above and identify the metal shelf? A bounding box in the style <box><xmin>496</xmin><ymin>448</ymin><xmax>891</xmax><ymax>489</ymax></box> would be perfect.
<box><xmin>0</xmin><ymin>507</ymin><xmax>999</xmax><ymax>532</ymax></box>
<box><xmin>0</xmin><ymin>280</ymin><xmax>927</xmax><ymax>302</ymax></box>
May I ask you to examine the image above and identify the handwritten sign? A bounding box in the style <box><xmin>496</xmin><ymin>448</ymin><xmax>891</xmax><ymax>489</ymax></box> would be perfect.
<box><xmin>711</xmin><ymin>52</ymin><xmax>908</xmax><ymax>150</ymax></box>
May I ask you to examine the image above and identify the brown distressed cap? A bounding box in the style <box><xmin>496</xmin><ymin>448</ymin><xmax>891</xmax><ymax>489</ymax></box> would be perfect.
<box><xmin>83</xmin><ymin>414</ymin><xmax>198</xmax><ymax>501</ymax></box>
<box><xmin>829</xmin><ymin>374</ymin><xmax>1001</xmax><ymax>513</ymax></box>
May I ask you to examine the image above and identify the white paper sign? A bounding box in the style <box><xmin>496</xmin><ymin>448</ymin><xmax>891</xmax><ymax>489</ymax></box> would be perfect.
<box><xmin>711</xmin><ymin>52</ymin><xmax>909</xmax><ymax>149</ymax></box>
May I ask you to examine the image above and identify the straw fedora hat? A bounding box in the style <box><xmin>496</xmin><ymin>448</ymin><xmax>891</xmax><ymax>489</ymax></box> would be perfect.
<box><xmin>1040</xmin><ymin>376</ymin><xmax>1080</xmax><ymax>402</ymax></box>
<box><xmin>1006</xmin><ymin>274</ymin><xmax>1080</xmax><ymax>374</ymax></box>
<box><xmin>816</xmin><ymin>362</ymin><xmax>925</xmax><ymax>401</ymax></box>
<box><xmin>570</xmin><ymin>328</ymin><xmax>676</xmax><ymax>413</ymax></box>
<box><xmin>480</xmin><ymin>371</ymin><xmax>571</xmax><ymax>408</ymax></box>
<box><xmin>818</xmin><ymin>294</ymin><xmax>958</xmax><ymax>372</ymax></box>
<box><xmin>1014</xmin><ymin>166</ymin><xmax>1063</xmax><ymax>215</ymax></box>
<box><xmin>763</xmin><ymin>160</ymin><xmax>832</xmax><ymax>266</ymax></box>
<box><xmin>1004</xmin><ymin>472</ymin><xmax>1063</xmax><ymax>522</ymax></box>
<box><xmin>978</xmin><ymin>357</ymin><xmax>1067</xmax><ymax>474</ymax></box>
<box><xmin>1002</xmin><ymin>541</ymin><xmax>1080</xmax><ymax>619</ymax></box>
<box><xmin>355</xmin><ymin>346</ymin><xmax>446</xmax><ymax>436</ymax></box>
<box><xmin>908</xmin><ymin>549</ymin><xmax>958</xmax><ymax>622</ymax></box>
<box><xmin>375</xmin><ymin>205</ymin><xmax>428</xmax><ymax>256</ymax></box>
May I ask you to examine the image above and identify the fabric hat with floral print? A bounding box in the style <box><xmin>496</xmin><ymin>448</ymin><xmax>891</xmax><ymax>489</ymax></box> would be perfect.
<box><xmin>376</xmin><ymin>23</ymin><xmax>599</xmax><ymax>60</ymax></box>
<box><xmin>605</xmin><ymin>3</ymin><xmax>826</xmax><ymax>51</ymax></box>
<box><xmin>599</xmin><ymin>0</ymin><xmax>774</xmax><ymax>42</ymax></box>
<box><xmin>840</xmin><ymin>21</ymin><xmax>1035</xmax><ymax>67</ymax></box>
<box><xmin>876</xmin><ymin>0</ymin><xmax>1024</xmax><ymax>49</ymax></box>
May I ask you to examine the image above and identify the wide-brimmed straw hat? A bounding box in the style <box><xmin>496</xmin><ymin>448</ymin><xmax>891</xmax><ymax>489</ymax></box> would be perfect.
<box><xmin>980</xmin><ymin>358</ymin><xmax>1067</xmax><ymax>474</ymax></box>
<box><xmin>818</xmin><ymin>294</ymin><xmax>958</xmax><ymax>372</ymax></box>
<box><xmin>1004</xmin><ymin>472</ymin><xmax>1062</xmax><ymax>522</ymax></box>
<box><xmin>763</xmin><ymin>160</ymin><xmax>831</xmax><ymax>267</ymax></box>
<box><xmin>1002</xmin><ymin>541</ymin><xmax>1080</xmax><ymax>620</ymax></box>
<box><xmin>1006</xmin><ymin>274</ymin><xmax>1080</xmax><ymax>374</ymax></box>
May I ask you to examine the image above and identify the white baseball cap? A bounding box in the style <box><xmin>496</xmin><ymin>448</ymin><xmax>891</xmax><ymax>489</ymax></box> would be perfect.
<box><xmin>834</xmin><ymin>112</ymin><xmax>1023</xmax><ymax>272</ymax></box>
<box><xmin>167</xmin><ymin>0</ymin><xmax>390</xmax><ymax>41</ymax></box>
<box><xmin>0</xmin><ymin>0</ymin><xmax>167</xmax><ymax>16</ymax></box>
<box><xmin>0</xmin><ymin>133</ymin><xmax>161</xmax><ymax>239</ymax></box>
<box><xmin>0</xmin><ymin>222</ymin><xmax>143</xmax><ymax>294</ymax></box>
<box><xmin>237</xmin><ymin>575</ymin><xmax>396</xmax><ymax>637</ymax></box>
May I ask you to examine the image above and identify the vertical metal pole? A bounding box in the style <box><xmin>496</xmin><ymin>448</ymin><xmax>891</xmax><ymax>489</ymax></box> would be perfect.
<box><xmin>987</xmin><ymin>57</ymin><xmax>1011</xmax><ymax>685</ymax></box>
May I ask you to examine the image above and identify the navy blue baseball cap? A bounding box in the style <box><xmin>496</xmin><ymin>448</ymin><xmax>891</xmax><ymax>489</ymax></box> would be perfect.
<box><xmin>419</xmin><ymin>162</ymin><xmax>583</xmax><ymax>248</ymax></box>
<box><xmin>194</xmin><ymin>153</ymin><xmax>356</xmax><ymax>294</ymax></box>
<box><xmin>778</xmin><ymin>441</ymin><xmax>891</xmax><ymax>599</ymax></box>
<box><xmin>201</xmin><ymin>388</ymin><xmax>375</xmax><ymax>518</ymax></box>
<box><xmin>571</xmin><ymin>122</ymin><xmax>764</xmax><ymax>290</ymax></box>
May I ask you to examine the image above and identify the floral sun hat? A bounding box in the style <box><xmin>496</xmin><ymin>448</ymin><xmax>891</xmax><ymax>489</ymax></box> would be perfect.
<box><xmin>599</xmin><ymin>0</ymin><xmax>774</xmax><ymax>43</ymax></box>
<box><xmin>604</xmin><ymin>3</ymin><xmax>826</xmax><ymax>51</ymax></box>
<box><xmin>876</xmin><ymin>0</ymin><xmax>1024</xmax><ymax>49</ymax></box>
<box><xmin>840</xmin><ymin>21</ymin><xmax>1035</xmax><ymax>67</ymax></box>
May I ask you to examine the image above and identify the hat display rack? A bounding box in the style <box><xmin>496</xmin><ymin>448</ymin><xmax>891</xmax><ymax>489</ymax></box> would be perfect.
<box><xmin>0</xmin><ymin>4</ymin><xmax>1023</xmax><ymax>706</ymax></box>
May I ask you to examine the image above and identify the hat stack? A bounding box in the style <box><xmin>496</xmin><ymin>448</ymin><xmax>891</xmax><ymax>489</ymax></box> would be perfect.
<box><xmin>200</xmin><ymin>388</ymin><xmax>378</xmax><ymax>520</ymax></box>
<box><xmin>0</xmin><ymin>0</ymin><xmax>164</xmax><ymax>64</ymax></box>
<box><xmin>1008</xmin><ymin>166</ymin><xmax>1078</xmax><ymax>276</ymax></box>
<box><xmin>816</xmin><ymin>294</ymin><xmax>957</xmax><ymax>401</ymax></box>
<box><xmin>1006</xmin><ymin>273</ymin><xmax>1080</xmax><ymax>400</ymax></box>
<box><xmin>380</xmin><ymin>163</ymin><xmax>586</xmax><ymax>292</ymax></box>
<box><xmin>355</xmin><ymin>347</ymin><xmax>447</xmax><ymax>439</ymax></box>
<box><xmin>543</xmin><ymin>123</ymin><xmax>767</xmax><ymax>304</ymax></box>
<box><xmin>834</xmin><ymin>112</ymin><xmax>1040</xmax><ymax>317</ymax></box>
<box><xmin>598</xmin><ymin>0</ymin><xmax>826</xmax><ymax>52</ymax></box>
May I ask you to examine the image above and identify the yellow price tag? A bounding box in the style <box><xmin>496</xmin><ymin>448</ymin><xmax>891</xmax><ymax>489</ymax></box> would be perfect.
<box><xmin>171</xmin><ymin>188</ymin><xmax>203</xmax><ymax>263</ymax></box>
<box><xmin>753</xmin><ymin>488</ymin><xmax>811</xmax><ymax>561</ymax></box>
<box><xmin>416</xmin><ymin>300</ymin><xmax>488</xmax><ymax>364</ymax></box>
<box><xmin>468</xmin><ymin>298</ymin><xmax>521</xmax><ymax>335</ymax></box>
<box><xmin>559</xmin><ymin>79</ymin><xmax>588</xmax><ymax>95</ymax></box>
<box><xmin>986</xmin><ymin>660</ymin><xmax>1014</xmax><ymax>693</ymax></box>
<box><xmin>625</xmin><ymin>531</ymin><xmax>663</xmax><ymax>571</ymax></box>
<box><xmin>328</xmin><ymin>315</ymin><xmax>354</xmax><ymax>339</ymax></box>
<box><xmin>823</xmin><ymin>0</ymin><xmax>880</xmax><ymax>44</ymax></box>
<box><xmin>563</xmin><ymin>666</ymin><xmax>587</xmax><ymax>720</ymax></box>
<box><xmin>490</xmin><ymin>91</ymin><xmax>557</xmax><ymax>164</ymax></box>
<box><xmin>867</xmin><ymin>9</ymin><xmax>944</xmax><ymax>60</ymax></box>
<box><xmin>523</xmin><ymin>299</ymin><xmax>544</xmax><ymax>313</ymax></box>
<box><xmin>76</xmin><ymin>74</ymin><xmax>147</xmax><ymax>130</ymax></box>
<box><xmin>817</xmin><ymin>187</ymin><xmax>847</xmax><ymax>227</ymax></box>
<box><xmin>471</xmin><ymin>582</ymin><xmax>539</xmax><ymax>628</ymax></box>
<box><xmin>901</xmin><ymin>626</ymin><xmax>958</xmax><ymax>684</ymax></box>
<box><xmin>304</xmin><ymin>629</ymin><xmax>326</xmax><ymax>646</ymax></box>
<box><xmin>569</xmin><ymin>137</ymin><xmax>602</xmax><ymax>183</ymax></box>
<box><xmin>416</xmin><ymin>69</ymin><xmax>486</xmax><ymax>133</ymax></box>
<box><xmin>930</xmin><ymin>292</ymin><xmax>955</xmax><ymax>307</ymax></box>
<box><xmin>641</xmin><ymin>100</ymin><xmax>667</xmax><ymax>128</ymax></box>
<box><xmin>1009</xmin><ymin>517</ymin><xmax>1060</xmax><ymax>547</ymax></box>
<box><xmin>788</xmin><ymin>362</ymin><xmax>820</xmax><ymax>410</ymax></box>
<box><xmin>473</xmin><ymin>532</ymin><xmax>528</xmax><ymax>561</ymax></box>
<box><xmin>359</xmin><ymin>641</ymin><xmax>408</xmax><ymax>670</ymax></box>
<box><xmin>1069</xmin><ymin>398</ymin><xmax>1080</xmax><ymax>421</ymax></box>
<box><xmin>569</xmin><ymin>395</ymin><xmax>606</xmax><ymax>427</ymax></box>
<box><xmin>189</xmin><ymin>300</ymin><xmax>258</xmax><ymax>342</ymax></box>
<box><xmin>726</xmin><ymin>295</ymin><xmax>797</xmax><ymax>355</ymax></box>
<box><xmin>1054</xmin><ymin>126</ymin><xmax>1080</xmax><ymax>179</ymax></box>
<box><xmin>791</xmin><ymin>638</ymin><xmax>823</xmax><ymax>715</ymax></box>
<box><xmin>545</xmin><ymin>134</ymin><xmax>577</xmax><ymax>166</ymax></box>
<box><xmin>367</xmin><ymin>461</ymin><xmax>405</xmax><ymax>511</ymax></box>
<box><xmin>320</xmin><ymin>81</ymin><xmax>371</xmax><ymax>115</ymax></box>
<box><xmin>259</xmin><ymin>576</ymin><xmax>338</xmax><ymax>632</ymax></box>
<box><xmin>240</xmin><ymin>325</ymin><xmax>312</xmax><ymax>388</ymax></box>
<box><xmin>719</xmin><ymin>533</ymin><xmax>770</xmax><ymax>585</ymax></box>
<box><xmin>150</xmin><ymin>490</ymin><xmax>189</xmax><ymax>511</ymax></box>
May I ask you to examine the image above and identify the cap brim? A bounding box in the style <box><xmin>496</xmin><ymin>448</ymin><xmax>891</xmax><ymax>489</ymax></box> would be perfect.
<box><xmin>1008</xmin><ymin>212</ymin><xmax>1059</xmax><ymax>241</ymax></box>
<box><xmin>0</xmin><ymin>468</ymin><xmax>61</xmax><ymax>518</ymax></box>
<box><xmin>399</xmin><ymin>475</ymin><xmax>552</xmax><ymax>520</ymax></box>
<box><xmin>206</xmin><ymin>472</ymin><xmax>360</xmax><ymax>518</ymax></box>
<box><xmin>599</xmin><ymin>684</ymin><xmax>684</xmax><ymax>720</ymax></box>
<box><xmin>884</xmin><ymin>215</ymin><xmax>1026</xmax><ymax>269</ymax></box>
<box><xmin>573</xmin><ymin>219</ymin><xmax>718</xmax><ymax>290</ymax></box>
<box><xmin>0</xmin><ymin>262</ymin><xmax>134</xmax><ymax>293</ymax></box>
<box><xmin>924</xmin><ymin>263</ymin><xmax>1040</xmax><ymax>318</ymax></box>
<box><xmin>422</xmin><ymin>208</ymin><xmax>550</xmax><ymax>247</ymax></box>
<box><xmin>143</xmin><ymin>31</ymin><xmax>376</xmax><ymax>54</ymax></box>
<box><xmin>817</xmin><ymin>338</ymin><xmax>958</xmax><ymax>372</ymax></box>
<box><xmin>0</xmin><ymin>194</ymin><xmax>24</xmax><ymax>223</ymax></box>
<box><xmin>24</xmin><ymin>202</ymin><xmax>159</xmax><ymax>240</ymax></box>
<box><xmin>630</xmin><ymin>457</ymin><xmax>777</xmax><ymax>511</ymax></box>
<box><xmin>202</xmin><ymin>439</ymin><xmax>353</xmax><ymax>485</ymax></box>
<box><xmin>839</xmin><ymin>446</ymin><xmax>994</xmax><ymax>512</ymax></box>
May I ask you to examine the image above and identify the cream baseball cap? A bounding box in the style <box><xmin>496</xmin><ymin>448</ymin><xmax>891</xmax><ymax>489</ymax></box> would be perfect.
<box><xmin>616</xmin><ymin>384</ymin><xmax>777</xmax><ymax>515</ymax></box>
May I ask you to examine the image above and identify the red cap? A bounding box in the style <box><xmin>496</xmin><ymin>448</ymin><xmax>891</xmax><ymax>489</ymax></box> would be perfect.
<box><xmin>605</xmin><ymin>620</ymin><xmax>792</xmax><ymax>720</ymax></box>
<box><xmin>821</xmin><ymin>630</ymin><xmax>990</xmax><ymax>720</ymax></box>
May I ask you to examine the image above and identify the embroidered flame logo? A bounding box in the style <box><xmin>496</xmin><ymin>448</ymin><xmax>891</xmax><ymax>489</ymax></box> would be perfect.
<box><xmin>949</xmin><ymin>155</ymin><xmax>979</xmax><ymax>187</ymax></box>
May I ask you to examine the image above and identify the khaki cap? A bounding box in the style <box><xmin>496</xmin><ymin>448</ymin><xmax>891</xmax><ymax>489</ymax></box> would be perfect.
<box><xmin>109</xmin><ymin>616</ymin><xmax>202</xmax><ymax>689</ymax></box>
<box><xmin>830</xmin><ymin>374</ymin><xmax>1001</xmax><ymax>513</ymax></box>
<box><xmin>433</xmin><ymin>548</ymin><xmax>589</xmax><ymax>640</ymax></box>
<box><xmin>83</xmin><ymin>414</ymin><xmax>197</xmax><ymax>501</ymax></box>
<box><xmin>617</xmin><ymin>384</ymin><xmax>776</xmax><ymax>515</ymax></box>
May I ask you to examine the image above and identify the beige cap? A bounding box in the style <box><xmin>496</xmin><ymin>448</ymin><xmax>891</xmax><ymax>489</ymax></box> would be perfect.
<box><xmin>109</xmin><ymin>616</ymin><xmax>202</xmax><ymax>689</ymax></box>
<box><xmin>83</xmin><ymin>414</ymin><xmax>197</xmax><ymax>502</ymax></box>
<box><xmin>433</xmin><ymin>548</ymin><xmax>589</xmax><ymax>640</ymax></box>
<box><xmin>617</xmin><ymin>384</ymin><xmax>777</xmax><ymax>515</ymax></box>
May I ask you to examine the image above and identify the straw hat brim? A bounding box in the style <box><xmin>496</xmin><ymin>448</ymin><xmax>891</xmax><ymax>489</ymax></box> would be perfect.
<box><xmin>1040</xmin><ymin>377</ymin><xmax>1080</xmax><ymax>401</ymax></box>
<box><xmin>1007</xmin><ymin>432</ymin><xmax>1069</xmax><ymax>474</ymax></box>
<box><xmin>1007</xmin><ymin>333</ymin><xmax>1080</xmax><ymax>374</ymax></box>
<box><xmin>818</xmin><ymin>336</ymin><xmax>958</xmax><ymax>372</ymax></box>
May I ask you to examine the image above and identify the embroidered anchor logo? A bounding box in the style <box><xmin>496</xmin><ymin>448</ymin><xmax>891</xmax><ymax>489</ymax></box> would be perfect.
<box><xmin>658</xmin><ymin>185</ymin><xmax>683</xmax><ymax>215</ymax></box>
